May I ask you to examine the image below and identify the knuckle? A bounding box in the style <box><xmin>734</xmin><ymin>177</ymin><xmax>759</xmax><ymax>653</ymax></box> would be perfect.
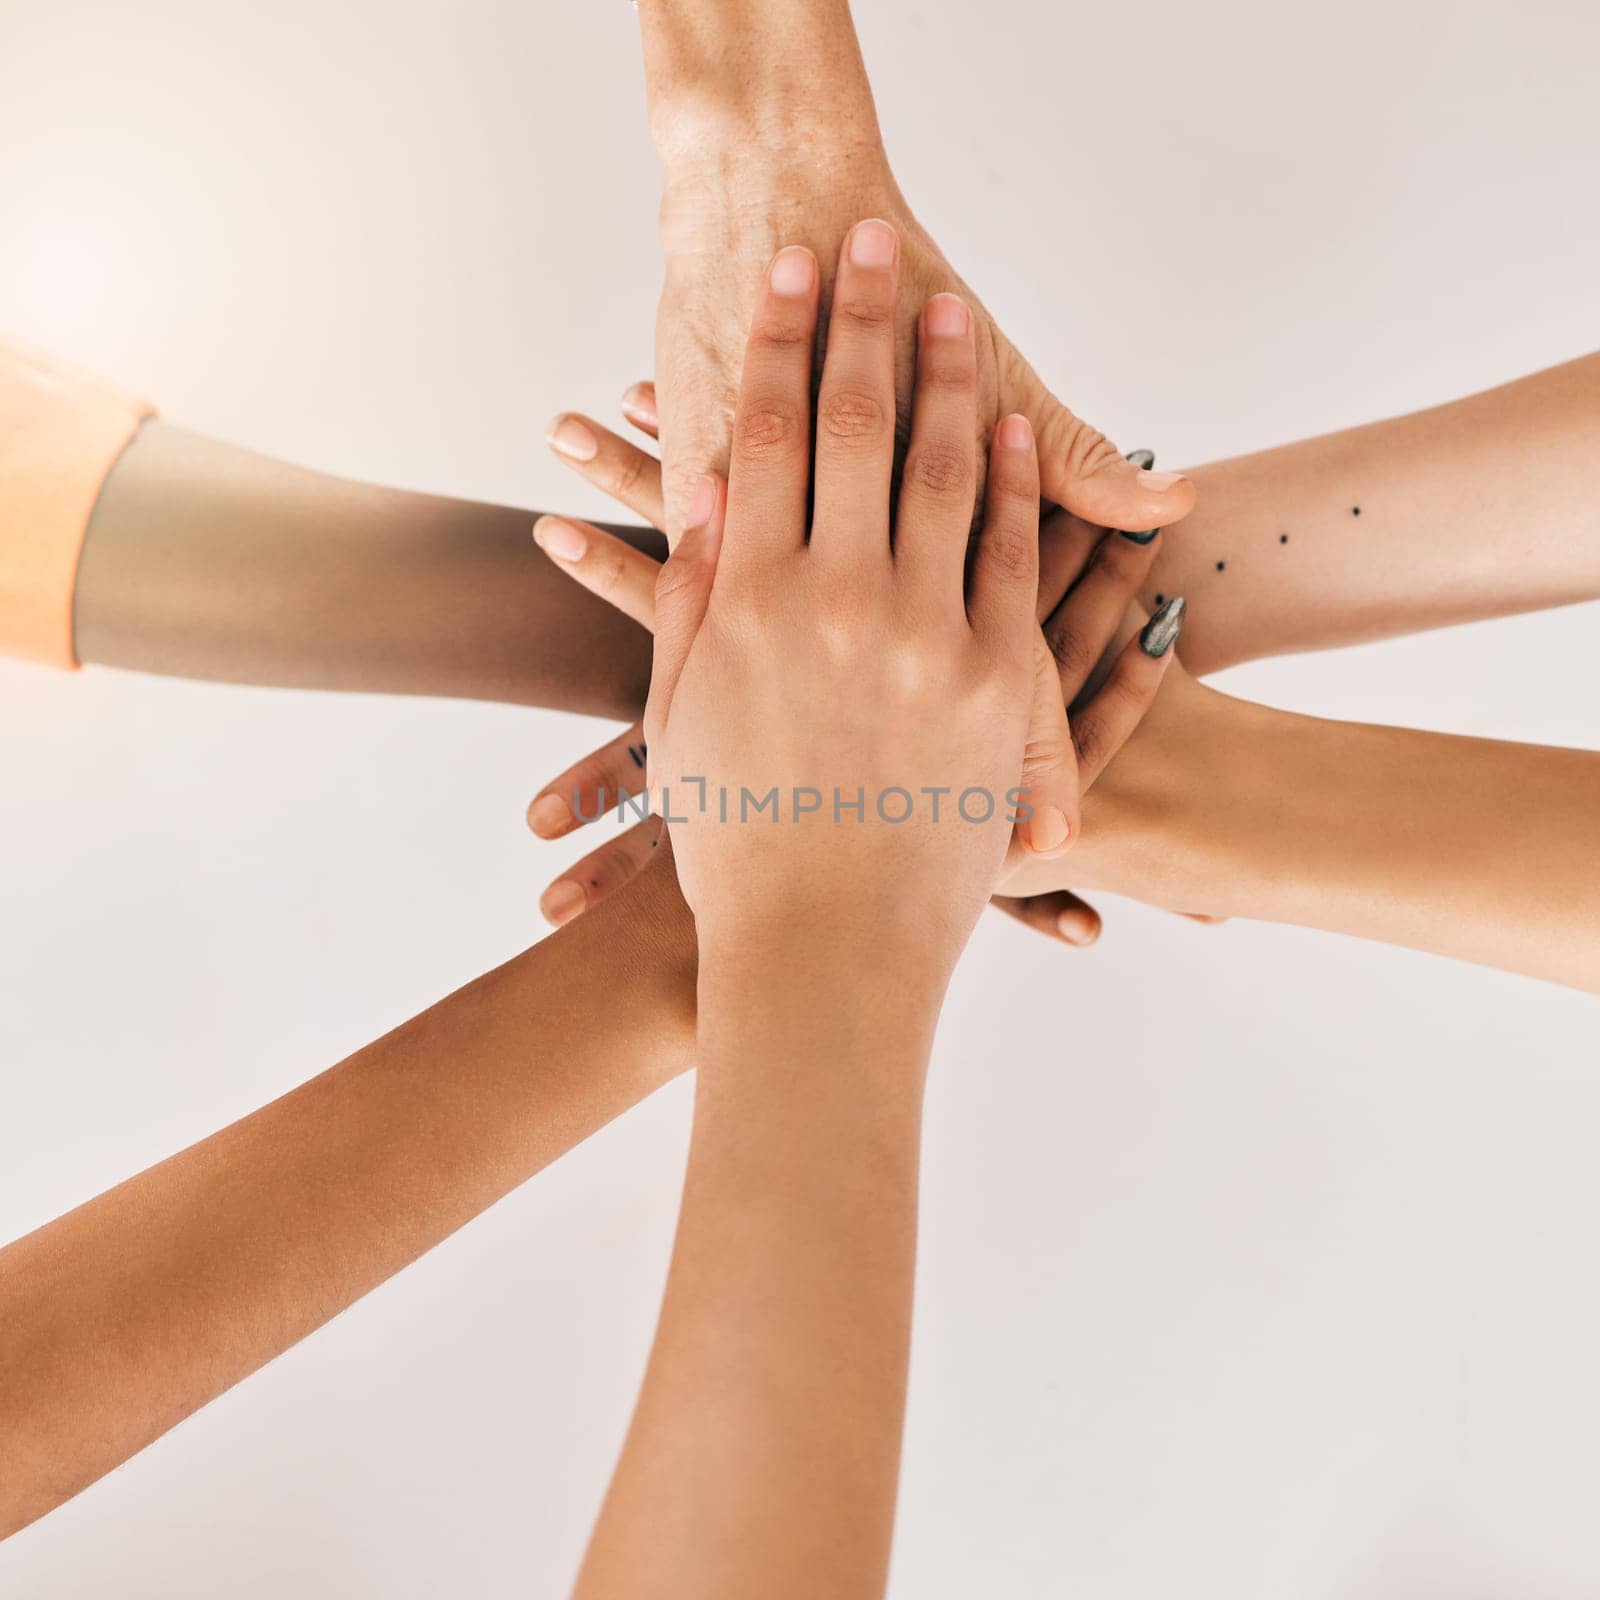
<box><xmin>819</xmin><ymin>386</ymin><xmax>890</xmax><ymax>447</ymax></box>
<box><xmin>905</xmin><ymin>438</ymin><xmax>972</xmax><ymax>499</ymax></box>
<box><xmin>1071</xmin><ymin>713</ymin><xmax>1109</xmax><ymax>776</ymax></box>
<box><xmin>1089</xmin><ymin>533</ymin><xmax>1149</xmax><ymax>588</ymax></box>
<box><xmin>1043</xmin><ymin>619</ymin><xmax>1095</xmax><ymax>682</ymax></box>
<box><xmin>754</xmin><ymin>309</ymin><xmax>814</xmax><ymax>350</ymax></box>
<box><xmin>982</xmin><ymin>520</ymin><xmax>1037</xmax><ymax>586</ymax></box>
<box><xmin>833</xmin><ymin>292</ymin><xmax>894</xmax><ymax>333</ymax></box>
<box><xmin>607</xmin><ymin>449</ymin><xmax>645</xmax><ymax>498</ymax></box>
<box><xmin>653</xmin><ymin>550</ymin><xmax>703</xmax><ymax>608</ymax></box>
<box><xmin>735</xmin><ymin>400</ymin><xmax>804</xmax><ymax>460</ymax></box>
<box><xmin>1019</xmin><ymin>730</ymin><xmax>1073</xmax><ymax>785</ymax></box>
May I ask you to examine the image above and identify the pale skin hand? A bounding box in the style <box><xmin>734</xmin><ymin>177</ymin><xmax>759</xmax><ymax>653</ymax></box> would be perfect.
<box><xmin>633</xmin><ymin>0</ymin><xmax>1197</xmax><ymax>546</ymax></box>
<box><xmin>575</xmin><ymin>226</ymin><xmax>1046</xmax><ymax>1600</ymax></box>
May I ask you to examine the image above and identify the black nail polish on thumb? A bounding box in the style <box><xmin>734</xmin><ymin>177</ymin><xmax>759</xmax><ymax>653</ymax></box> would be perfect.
<box><xmin>1122</xmin><ymin>449</ymin><xmax>1160</xmax><ymax>545</ymax></box>
<box><xmin>1139</xmin><ymin>595</ymin><xmax>1186</xmax><ymax>657</ymax></box>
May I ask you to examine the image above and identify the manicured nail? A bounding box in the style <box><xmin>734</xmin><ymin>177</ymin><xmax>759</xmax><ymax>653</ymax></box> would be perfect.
<box><xmin>533</xmin><ymin>516</ymin><xmax>588</xmax><ymax>563</ymax></box>
<box><xmin>996</xmin><ymin>414</ymin><xmax>1033</xmax><ymax>450</ymax></box>
<box><xmin>547</xmin><ymin>416</ymin><xmax>598</xmax><ymax>461</ymax></box>
<box><xmin>1122</xmin><ymin>448</ymin><xmax>1160</xmax><ymax>544</ymax></box>
<box><xmin>1139</xmin><ymin>595</ymin><xmax>1186</xmax><ymax>657</ymax></box>
<box><xmin>527</xmin><ymin>793</ymin><xmax>574</xmax><ymax>838</ymax></box>
<box><xmin>848</xmin><ymin>218</ymin><xmax>898</xmax><ymax>268</ymax></box>
<box><xmin>621</xmin><ymin>383</ymin><xmax>657</xmax><ymax>428</ymax></box>
<box><xmin>1026</xmin><ymin>804</ymin><xmax>1071</xmax><ymax>855</ymax></box>
<box><xmin>770</xmin><ymin>246</ymin><xmax>816</xmax><ymax>296</ymax></box>
<box><xmin>685</xmin><ymin>473</ymin><xmax>717</xmax><ymax>530</ymax></box>
<box><xmin>540</xmin><ymin>880</ymin><xmax>586</xmax><ymax>927</ymax></box>
<box><xmin>1057</xmin><ymin>907</ymin><xmax>1101</xmax><ymax>946</ymax></box>
<box><xmin>923</xmin><ymin>293</ymin><xmax>969</xmax><ymax>337</ymax></box>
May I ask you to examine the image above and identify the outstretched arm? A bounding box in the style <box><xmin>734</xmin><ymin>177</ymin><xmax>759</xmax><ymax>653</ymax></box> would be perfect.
<box><xmin>523</xmin><ymin>419</ymin><xmax>1600</xmax><ymax>993</ymax></box>
<box><xmin>75</xmin><ymin>420</ymin><xmax>660</xmax><ymax>718</ymax></box>
<box><xmin>0</xmin><ymin>337</ymin><xmax>658</xmax><ymax>718</ymax></box>
<box><xmin>1143</xmin><ymin>352</ymin><xmax>1600</xmax><ymax>674</ymax></box>
<box><xmin>634</xmin><ymin>0</ymin><xmax>1195</xmax><ymax>544</ymax></box>
<box><xmin>0</xmin><ymin>859</ymin><xmax>694</xmax><ymax>1541</ymax></box>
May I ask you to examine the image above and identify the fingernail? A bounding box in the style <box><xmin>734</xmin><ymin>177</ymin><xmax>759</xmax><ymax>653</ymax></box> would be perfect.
<box><xmin>527</xmin><ymin>793</ymin><xmax>574</xmax><ymax>838</ymax></box>
<box><xmin>540</xmin><ymin>880</ymin><xmax>586</xmax><ymax>927</ymax></box>
<box><xmin>996</xmin><ymin>414</ymin><xmax>1033</xmax><ymax>450</ymax></box>
<box><xmin>621</xmin><ymin>383</ymin><xmax>657</xmax><ymax>427</ymax></box>
<box><xmin>770</xmin><ymin>245</ymin><xmax>816</xmax><ymax>296</ymax></box>
<box><xmin>1139</xmin><ymin>595</ymin><xmax>1187</xmax><ymax>657</ymax></box>
<box><xmin>1122</xmin><ymin>448</ymin><xmax>1160</xmax><ymax>544</ymax></box>
<box><xmin>1141</xmin><ymin>470</ymin><xmax>1185</xmax><ymax>492</ymax></box>
<box><xmin>547</xmin><ymin>416</ymin><xmax>598</xmax><ymax>461</ymax></box>
<box><xmin>686</xmin><ymin>473</ymin><xmax>717</xmax><ymax>530</ymax></box>
<box><xmin>533</xmin><ymin>516</ymin><xmax>588</xmax><ymax>562</ymax></box>
<box><xmin>1026</xmin><ymin>804</ymin><xmax>1071</xmax><ymax>855</ymax></box>
<box><xmin>923</xmin><ymin>293</ymin><xmax>969</xmax><ymax>337</ymax></box>
<box><xmin>1057</xmin><ymin>907</ymin><xmax>1101</xmax><ymax>946</ymax></box>
<box><xmin>848</xmin><ymin>218</ymin><xmax>898</xmax><ymax>268</ymax></box>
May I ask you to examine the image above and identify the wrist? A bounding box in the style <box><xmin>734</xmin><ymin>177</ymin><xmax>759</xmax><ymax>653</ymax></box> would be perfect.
<box><xmin>1075</xmin><ymin>687</ymin><xmax>1301</xmax><ymax>916</ymax></box>
<box><xmin>637</xmin><ymin>2</ymin><xmax>888</xmax><ymax>214</ymax></box>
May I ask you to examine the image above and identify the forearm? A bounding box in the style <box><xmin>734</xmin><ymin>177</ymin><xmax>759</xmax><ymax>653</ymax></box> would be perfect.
<box><xmin>1151</xmin><ymin>353</ymin><xmax>1600</xmax><ymax>674</ymax></box>
<box><xmin>74</xmin><ymin>421</ymin><xmax>659</xmax><ymax>718</ymax></box>
<box><xmin>1080</xmin><ymin>690</ymin><xmax>1600</xmax><ymax>990</ymax></box>
<box><xmin>576</xmin><ymin>941</ymin><xmax>940</xmax><ymax>1599</ymax></box>
<box><xmin>0</xmin><ymin>860</ymin><xmax>695</xmax><ymax>1539</ymax></box>
<box><xmin>636</xmin><ymin>0</ymin><xmax>883</xmax><ymax>180</ymax></box>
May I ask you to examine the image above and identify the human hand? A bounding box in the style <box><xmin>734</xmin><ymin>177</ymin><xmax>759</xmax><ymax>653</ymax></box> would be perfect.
<box><xmin>625</xmin><ymin>138</ymin><xmax>1197</xmax><ymax>547</ymax></box>
<box><xmin>531</xmin><ymin>372</ymin><xmax>1176</xmax><ymax>940</ymax></box>
<box><xmin>630</xmin><ymin>222</ymin><xmax>1069</xmax><ymax>971</ymax></box>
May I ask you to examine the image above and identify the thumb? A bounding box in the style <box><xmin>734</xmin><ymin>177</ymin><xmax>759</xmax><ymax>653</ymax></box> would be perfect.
<box><xmin>1030</xmin><ymin>386</ymin><xmax>1196</xmax><ymax>535</ymax></box>
<box><xmin>1007</xmin><ymin>630</ymin><xmax>1081</xmax><ymax>866</ymax></box>
<box><xmin>643</xmin><ymin>471</ymin><xmax>725</xmax><ymax>756</ymax></box>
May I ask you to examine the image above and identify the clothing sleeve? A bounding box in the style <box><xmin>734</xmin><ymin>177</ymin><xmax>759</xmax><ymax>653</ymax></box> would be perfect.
<box><xmin>0</xmin><ymin>336</ymin><xmax>157</xmax><ymax>669</ymax></box>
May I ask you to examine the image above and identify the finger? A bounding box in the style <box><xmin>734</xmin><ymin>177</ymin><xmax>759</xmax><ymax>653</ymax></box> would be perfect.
<box><xmin>1035</xmin><ymin>508</ymin><xmax>1103</xmax><ymax>624</ymax></box>
<box><xmin>546</xmin><ymin>410</ymin><xmax>666</xmax><ymax>529</ymax></box>
<box><xmin>721</xmin><ymin>245</ymin><xmax>822</xmax><ymax>571</ymax></box>
<box><xmin>810</xmin><ymin>218</ymin><xmax>900</xmax><ymax>563</ymax></box>
<box><xmin>1031</xmin><ymin>393</ymin><xmax>1197</xmax><ymax>534</ymax></box>
<box><xmin>991</xmin><ymin>890</ymin><xmax>1103</xmax><ymax>948</ymax></box>
<box><xmin>645</xmin><ymin>472</ymin><xmax>727</xmax><ymax>746</ymax></box>
<box><xmin>896</xmin><ymin>293</ymin><xmax>978</xmax><ymax>610</ymax></box>
<box><xmin>1011</xmin><ymin>630</ymin><xmax>1079</xmax><ymax>859</ymax></box>
<box><xmin>539</xmin><ymin>815</ymin><xmax>664</xmax><ymax>928</ymax></box>
<box><xmin>1070</xmin><ymin>596</ymin><xmax>1185</xmax><ymax>790</ymax></box>
<box><xmin>968</xmin><ymin>414</ymin><xmax>1040</xmax><ymax>643</ymax></box>
<box><xmin>620</xmin><ymin>381</ymin><xmax>659</xmax><ymax>440</ymax></box>
<box><xmin>526</xmin><ymin>721</ymin><xmax>649</xmax><ymax>841</ymax></box>
<box><xmin>1040</xmin><ymin>527</ymin><xmax>1163</xmax><ymax>709</ymax></box>
<box><xmin>533</xmin><ymin>516</ymin><xmax>663</xmax><ymax>632</ymax></box>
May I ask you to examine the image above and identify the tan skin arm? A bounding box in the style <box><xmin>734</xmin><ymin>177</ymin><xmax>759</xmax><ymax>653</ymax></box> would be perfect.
<box><xmin>72</xmin><ymin>419</ymin><xmax>661</xmax><ymax>720</ymax></box>
<box><xmin>0</xmin><ymin>858</ymin><xmax>694</xmax><ymax>1541</ymax></box>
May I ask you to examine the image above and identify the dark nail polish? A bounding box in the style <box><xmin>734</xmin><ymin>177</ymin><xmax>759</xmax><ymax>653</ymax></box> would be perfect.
<box><xmin>1139</xmin><ymin>595</ymin><xmax>1186</xmax><ymax>657</ymax></box>
<box><xmin>1122</xmin><ymin>448</ymin><xmax>1160</xmax><ymax>544</ymax></box>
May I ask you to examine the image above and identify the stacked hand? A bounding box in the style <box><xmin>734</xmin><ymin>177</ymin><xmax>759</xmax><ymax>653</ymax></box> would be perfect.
<box><xmin>532</xmin><ymin>226</ymin><xmax>1185</xmax><ymax>946</ymax></box>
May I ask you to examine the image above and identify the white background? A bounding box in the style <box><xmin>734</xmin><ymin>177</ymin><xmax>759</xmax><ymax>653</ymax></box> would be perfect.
<box><xmin>2</xmin><ymin>1</ymin><xmax>1598</xmax><ymax>1593</ymax></box>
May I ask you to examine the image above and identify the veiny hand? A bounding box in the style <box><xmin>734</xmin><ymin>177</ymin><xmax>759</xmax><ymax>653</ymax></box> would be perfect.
<box><xmin>607</xmin><ymin>149</ymin><xmax>1197</xmax><ymax>549</ymax></box>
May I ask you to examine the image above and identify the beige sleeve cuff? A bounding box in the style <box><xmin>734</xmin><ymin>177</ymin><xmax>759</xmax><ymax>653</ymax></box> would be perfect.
<box><xmin>0</xmin><ymin>335</ymin><xmax>157</xmax><ymax>669</ymax></box>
